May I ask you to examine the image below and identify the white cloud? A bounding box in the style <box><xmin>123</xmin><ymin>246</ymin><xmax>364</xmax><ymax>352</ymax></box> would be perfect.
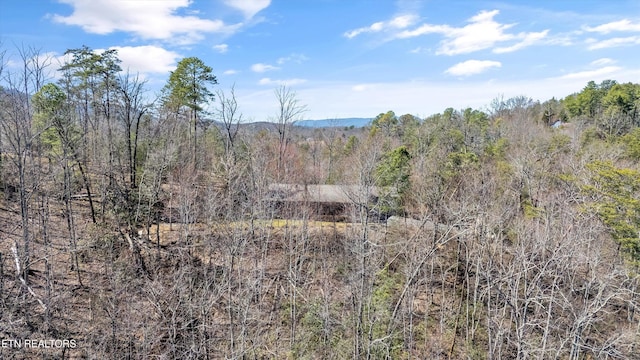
<box><xmin>52</xmin><ymin>0</ymin><xmax>234</xmax><ymax>44</ymax></box>
<box><xmin>45</xmin><ymin>47</ymin><xmax>178</xmax><ymax>80</ymax></box>
<box><xmin>545</xmin><ymin>33</ymin><xmax>576</xmax><ymax>47</ymax></box>
<box><xmin>587</xmin><ymin>35</ymin><xmax>640</xmax><ymax>50</ymax></box>
<box><xmin>352</xmin><ymin>84</ymin><xmax>374</xmax><ymax>92</ymax></box>
<box><xmin>396</xmin><ymin>23</ymin><xmax>449</xmax><ymax>38</ymax></box>
<box><xmin>251</xmin><ymin>63</ymin><xmax>279</xmax><ymax>73</ymax></box>
<box><xmin>344</xmin><ymin>22</ymin><xmax>383</xmax><ymax>38</ymax></box>
<box><xmin>584</xmin><ymin>19</ymin><xmax>640</xmax><ymax>34</ymax></box>
<box><xmin>223</xmin><ymin>0</ymin><xmax>270</xmax><ymax>19</ymax></box>
<box><xmin>397</xmin><ymin>9</ymin><xmax>514</xmax><ymax>54</ymax></box>
<box><xmin>213</xmin><ymin>44</ymin><xmax>229</xmax><ymax>53</ymax></box>
<box><xmin>276</xmin><ymin>53</ymin><xmax>309</xmax><ymax>65</ymax></box>
<box><xmin>558</xmin><ymin>66</ymin><xmax>622</xmax><ymax>80</ymax></box>
<box><xmin>108</xmin><ymin>46</ymin><xmax>180</xmax><ymax>75</ymax></box>
<box><xmin>223</xmin><ymin>69</ymin><xmax>238</xmax><ymax>75</ymax></box>
<box><xmin>344</xmin><ymin>14</ymin><xmax>418</xmax><ymax>38</ymax></box>
<box><xmin>445</xmin><ymin>60</ymin><xmax>501</xmax><ymax>76</ymax></box>
<box><xmin>397</xmin><ymin>10</ymin><xmax>547</xmax><ymax>55</ymax></box>
<box><xmin>389</xmin><ymin>14</ymin><xmax>417</xmax><ymax>28</ymax></box>
<box><xmin>494</xmin><ymin>30</ymin><xmax>549</xmax><ymax>53</ymax></box>
<box><xmin>591</xmin><ymin>58</ymin><xmax>616</xmax><ymax>66</ymax></box>
<box><xmin>258</xmin><ymin>77</ymin><xmax>307</xmax><ymax>86</ymax></box>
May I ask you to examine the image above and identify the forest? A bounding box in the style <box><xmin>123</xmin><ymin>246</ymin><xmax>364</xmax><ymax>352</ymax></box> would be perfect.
<box><xmin>1</xmin><ymin>45</ymin><xmax>640</xmax><ymax>359</ymax></box>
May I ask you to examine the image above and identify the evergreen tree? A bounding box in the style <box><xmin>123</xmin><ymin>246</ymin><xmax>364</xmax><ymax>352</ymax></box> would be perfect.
<box><xmin>162</xmin><ymin>57</ymin><xmax>217</xmax><ymax>164</ymax></box>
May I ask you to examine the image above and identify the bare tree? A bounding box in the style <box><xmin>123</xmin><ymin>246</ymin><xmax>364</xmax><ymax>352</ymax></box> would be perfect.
<box><xmin>0</xmin><ymin>46</ymin><xmax>51</xmax><ymax>286</ymax></box>
<box><xmin>118</xmin><ymin>71</ymin><xmax>149</xmax><ymax>190</ymax></box>
<box><xmin>273</xmin><ymin>85</ymin><xmax>307</xmax><ymax>180</ymax></box>
<box><xmin>215</xmin><ymin>85</ymin><xmax>242</xmax><ymax>160</ymax></box>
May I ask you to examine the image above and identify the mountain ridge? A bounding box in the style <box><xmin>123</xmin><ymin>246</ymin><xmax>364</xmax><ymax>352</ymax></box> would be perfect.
<box><xmin>293</xmin><ymin>117</ymin><xmax>372</xmax><ymax>128</ymax></box>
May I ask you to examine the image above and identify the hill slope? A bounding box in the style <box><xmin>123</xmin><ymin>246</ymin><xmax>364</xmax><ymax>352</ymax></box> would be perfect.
<box><xmin>294</xmin><ymin>117</ymin><xmax>372</xmax><ymax>128</ymax></box>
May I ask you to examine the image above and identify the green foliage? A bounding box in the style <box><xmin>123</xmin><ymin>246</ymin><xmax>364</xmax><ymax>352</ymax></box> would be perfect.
<box><xmin>521</xmin><ymin>193</ymin><xmax>544</xmax><ymax>219</ymax></box>
<box><xmin>60</xmin><ymin>46</ymin><xmax>122</xmax><ymax>94</ymax></box>
<box><xmin>343</xmin><ymin>135</ymin><xmax>359</xmax><ymax>155</ymax></box>
<box><xmin>461</xmin><ymin>108</ymin><xmax>492</xmax><ymax>153</ymax></box>
<box><xmin>32</xmin><ymin>84</ymin><xmax>65</xmax><ymax>152</ymax></box>
<box><xmin>463</xmin><ymin>107</ymin><xmax>489</xmax><ymax>128</ymax></box>
<box><xmin>484</xmin><ymin>138</ymin><xmax>509</xmax><ymax>159</ymax></box>
<box><xmin>376</xmin><ymin>146</ymin><xmax>411</xmax><ymax>188</ymax></box>
<box><xmin>583</xmin><ymin>161</ymin><xmax>640</xmax><ymax>264</ymax></box>
<box><xmin>545</xmin><ymin>133</ymin><xmax>572</xmax><ymax>155</ymax></box>
<box><xmin>622</xmin><ymin>128</ymin><xmax>640</xmax><ymax>160</ymax></box>
<box><xmin>602</xmin><ymin>82</ymin><xmax>640</xmax><ymax>118</ymax></box>
<box><xmin>163</xmin><ymin>57</ymin><xmax>217</xmax><ymax>115</ymax></box>
<box><xmin>202</xmin><ymin>127</ymin><xmax>225</xmax><ymax>154</ymax></box>
<box><xmin>32</xmin><ymin>83</ymin><xmax>81</xmax><ymax>155</ymax></box>
<box><xmin>370</xmin><ymin>268</ymin><xmax>400</xmax><ymax>319</ymax></box>
<box><xmin>580</xmin><ymin>125</ymin><xmax>601</xmax><ymax>147</ymax></box>
<box><xmin>444</xmin><ymin>128</ymin><xmax>465</xmax><ymax>153</ymax></box>
<box><xmin>375</xmin><ymin>146</ymin><xmax>412</xmax><ymax>214</ymax></box>
<box><xmin>365</xmin><ymin>267</ymin><xmax>405</xmax><ymax>358</ymax></box>
<box><xmin>578</xmin><ymin>80</ymin><xmax>604</xmax><ymax>118</ymax></box>
<box><xmin>563</xmin><ymin>80</ymin><xmax>609</xmax><ymax>118</ymax></box>
<box><xmin>541</xmin><ymin>97</ymin><xmax>568</xmax><ymax>125</ymax></box>
<box><xmin>293</xmin><ymin>300</ymin><xmax>351</xmax><ymax>358</ymax></box>
<box><xmin>443</xmin><ymin>151</ymin><xmax>479</xmax><ymax>181</ymax></box>
<box><xmin>443</xmin><ymin>107</ymin><xmax>456</xmax><ymax>121</ymax></box>
<box><xmin>300</xmin><ymin>302</ymin><xmax>325</xmax><ymax>342</ymax></box>
<box><xmin>370</xmin><ymin>110</ymin><xmax>398</xmax><ymax>137</ymax></box>
<box><xmin>398</xmin><ymin>113</ymin><xmax>421</xmax><ymax>144</ymax></box>
<box><xmin>33</xmin><ymin>83</ymin><xmax>66</xmax><ymax>111</ymax></box>
<box><xmin>563</xmin><ymin>80</ymin><xmax>640</xmax><ymax>137</ymax></box>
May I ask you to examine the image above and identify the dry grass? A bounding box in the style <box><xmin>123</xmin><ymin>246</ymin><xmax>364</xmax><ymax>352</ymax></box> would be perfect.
<box><xmin>137</xmin><ymin>219</ymin><xmax>363</xmax><ymax>246</ymax></box>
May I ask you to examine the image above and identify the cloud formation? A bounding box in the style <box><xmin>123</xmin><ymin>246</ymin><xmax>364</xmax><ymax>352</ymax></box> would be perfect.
<box><xmin>494</xmin><ymin>30</ymin><xmax>549</xmax><ymax>53</ymax></box>
<box><xmin>352</xmin><ymin>84</ymin><xmax>374</xmax><ymax>92</ymax></box>
<box><xmin>445</xmin><ymin>60</ymin><xmax>501</xmax><ymax>76</ymax></box>
<box><xmin>223</xmin><ymin>0</ymin><xmax>270</xmax><ymax>19</ymax></box>
<box><xmin>251</xmin><ymin>63</ymin><xmax>279</xmax><ymax>73</ymax></box>
<box><xmin>398</xmin><ymin>10</ymin><xmax>548</xmax><ymax>55</ymax></box>
<box><xmin>344</xmin><ymin>14</ymin><xmax>418</xmax><ymax>38</ymax></box>
<box><xmin>277</xmin><ymin>53</ymin><xmax>309</xmax><ymax>65</ymax></box>
<box><xmin>591</xmin><ymin>58</ymin><xmax>616</xmax><ymax>66</ymax></box>
<box><xmin>213</xmin><ymin>44</ymin><xmax>229</xmax><ymax>53</ymax></box>
<box><xmin>349</xmin><ymin>10</ymin><xmax>548</xmax><ymax>55</ymax></box>
<box><xmin>559</xmin><ymin>66</ymin><xmax>622</xmax><ymax>80</ymax></box>
<box><xmin>108</xmin><ymin>46</ymin><xmax>181</xmax><ymax>75</ymax></box>
<box><xmin>258</xmin><ymin>77</ymin><xmax>306</xmax><ymax>86</ymax></box>
<box><xmin>52</xmin><ymin>0</ymin><xmax>236</xmax><ymax>44</ymax></box>
<box><xmin>587</xmin><ymin>36</ymin><xmax>640</xmax><ymax>50</ymax></box>
<box><xmin>584</xmin><ymin>19</ymin><xmax>640</xmax><ymax>34</ymax></box>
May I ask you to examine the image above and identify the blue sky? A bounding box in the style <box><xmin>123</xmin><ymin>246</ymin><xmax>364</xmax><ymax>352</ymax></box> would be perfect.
<box><xmin>2</xmin><ymin>0</ymin><xmax>640</xmax><ymax>120</ymax></box>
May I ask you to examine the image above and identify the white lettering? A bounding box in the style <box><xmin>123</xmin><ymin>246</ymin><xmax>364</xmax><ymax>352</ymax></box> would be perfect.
<box><xmin>6</xmin><ymin>339</ymin><xmax>76</xmax><ymax>349</ymax></box>
<box><xmin>1</xmin><ymin>339</ymin><xmax>22</xmax><ymax>348</ymax></box>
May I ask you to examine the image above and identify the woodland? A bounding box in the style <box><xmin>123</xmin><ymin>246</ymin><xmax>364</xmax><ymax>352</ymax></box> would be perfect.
<box><xmin>1</xmin><ymin>45</ymin><xmax>640</xmax><ymax>359</ymax></box>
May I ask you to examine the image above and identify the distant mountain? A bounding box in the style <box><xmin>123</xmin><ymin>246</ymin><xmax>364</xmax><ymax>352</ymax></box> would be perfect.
<box><xmin>294</xmin><ymin>118</ymin><xmax>372</xmax><ymax>128</ymax></box>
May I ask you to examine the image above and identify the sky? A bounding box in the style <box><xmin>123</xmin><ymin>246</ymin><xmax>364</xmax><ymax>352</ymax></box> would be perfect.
<box><xmin>2</xmin><ymin>0</ymin><xmax>640</xmax><ymax>121</ymax></box>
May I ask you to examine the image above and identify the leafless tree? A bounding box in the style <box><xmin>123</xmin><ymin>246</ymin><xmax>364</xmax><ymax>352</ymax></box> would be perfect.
<box><xmin>0</xmin><ymin>46</ymin><xmax>51</xmax><ymax>286</ymax></box>
<box><xmin>215</xmin><ymin>85</ymin><xmax>242</xmax><ymax>160</ymax></box>
<box><xmin>272</xmin><ymin>85</ymin><xmax>307</xmax><ymax>180</ymax></box>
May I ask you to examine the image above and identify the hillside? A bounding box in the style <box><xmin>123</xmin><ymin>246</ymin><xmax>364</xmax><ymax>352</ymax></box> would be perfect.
<box><xmin>1</xmin><ymin>48</ymin><xmax>640</xmax><ymax>359</ymax></box>
<box><xmin>293</xmin><ymin>118</ymin><xmax>372</xmax><ymax>128</ymax></box>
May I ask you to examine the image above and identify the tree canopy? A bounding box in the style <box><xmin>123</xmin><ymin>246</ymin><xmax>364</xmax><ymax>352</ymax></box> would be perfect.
<box><xmin>163</xmin><ymin>56</ymin><xmax>217</xmax><ymax>115</ymax></box>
